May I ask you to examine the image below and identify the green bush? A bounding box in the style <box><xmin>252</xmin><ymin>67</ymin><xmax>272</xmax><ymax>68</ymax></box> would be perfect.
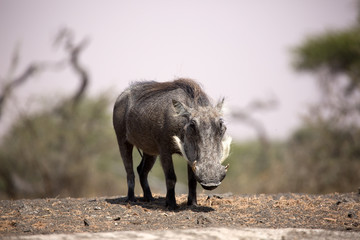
<box><xmin>283</xmin><ymin>118</ymin><xmax>360</xmax><ymax>193</ymax></box>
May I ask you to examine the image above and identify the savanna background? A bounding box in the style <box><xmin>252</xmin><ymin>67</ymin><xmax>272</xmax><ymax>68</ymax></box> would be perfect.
<box><xmin>0</xmin><ymin>0</ymin><xmax>359</xmax><ymax>200</ymax></box>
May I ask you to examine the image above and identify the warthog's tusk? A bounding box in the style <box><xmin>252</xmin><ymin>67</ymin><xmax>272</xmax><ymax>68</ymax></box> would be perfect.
<box><xmin>192</xmin><ymin>161</ymin><xmax>197</xmax><ymax>173</ymax></box>
<box><xmin>220</xmin><ymin>136</ymin><xmax>232</xmax><ymax>163</ymax></box>
<box><xmin>225</xmin><ymin>164</ymin><xmax>229</xmax><ymax>172</ymax></box>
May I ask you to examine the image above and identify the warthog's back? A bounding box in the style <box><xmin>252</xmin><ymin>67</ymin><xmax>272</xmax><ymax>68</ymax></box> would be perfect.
<box><xmin>113</xmin><ymin>78</ymin><xmax>210</xmax><ymax>155</ymax></box>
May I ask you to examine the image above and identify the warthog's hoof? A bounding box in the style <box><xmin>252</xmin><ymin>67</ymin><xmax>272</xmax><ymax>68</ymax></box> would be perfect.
<box><xmin>187</xmin><ymin>197</ymin><xmax>197</xmax><ymax>206</ymax></box>
<box><xmin>125</xmin><ymin>196</ymin><xmax>137</xmax><ymax>202</ymax></box>
<box><xmin>143</xmin><ymin>195</ymin><xmax>155</xmax><ymax>202</ymax></box>
<box><xmin>166</xmin><ymin>204</ymin><xmax>179</xmax><ymax>211</ymax></box>
<box><xmin>166</xmin><ymin>200</ymin><xmax>179</xmax><ymax>211</ymax></box>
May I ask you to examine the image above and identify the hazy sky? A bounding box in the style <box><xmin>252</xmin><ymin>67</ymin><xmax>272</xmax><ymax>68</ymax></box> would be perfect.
<box><xmin>0</xmin><ymin>0</ymin><xmax>357</xmax><ymax>140</ymax></box>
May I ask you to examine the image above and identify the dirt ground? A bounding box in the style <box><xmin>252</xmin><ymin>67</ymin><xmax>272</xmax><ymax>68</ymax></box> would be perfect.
<box><xmin>0</xmin><ymin>192</ymin><xmax>359</xmax><ymax>237</ymax></box>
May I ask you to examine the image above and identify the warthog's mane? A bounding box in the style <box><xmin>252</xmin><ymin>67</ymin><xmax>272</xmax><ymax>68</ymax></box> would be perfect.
<box><xmin>133</xmin><ymin>78</ymin><xmax>210</xmax><ymax>107</ymax></box>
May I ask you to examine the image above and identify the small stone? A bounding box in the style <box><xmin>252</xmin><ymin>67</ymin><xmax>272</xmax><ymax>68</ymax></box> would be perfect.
<box><xmin>208</xmin><ymin>194</ymin><xmax>223</xmax><ymax>199</ymax></box>
<box><xmin>84</xmin><ymin>219</ymin><xmax>90</xmax><ymax>226</ymax></box>
<box><xmin>113</xmin><ymin>217</ymin><xmax>121</xmax><ymax>221</ymax></box>
<box><xmin>130</xmin><ymin>220</ymin><xmax>142</xmax><ymax>225</ymax></box>
<box><xmin>196</xmin><ymin>215</ymin><xmax>212</xmax><ymax>225</ymax></box>
<box><xmin>348</xmin><ymin>212</ymin><xmax>356</xmax><ymax>218</ymax></box>
<box><xmin>279</xmin><ymin>196</ymin><xmax>286</xmax><ymax>201</ymax></box>
<box><xmin>94</xmin><ymin>206</ymin><xmax>101</xmax><ymax>210</ymax></box>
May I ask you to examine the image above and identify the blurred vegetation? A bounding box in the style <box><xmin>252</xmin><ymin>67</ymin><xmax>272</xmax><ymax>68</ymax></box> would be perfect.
<box><xmin>0</xmin><ymin>96</ymin><xmax>123</xmax><ymax>198</ymax></box>
<box><xmin>289</xmin><ymin>10</ymin><xmax>360</xmax><ymax>193</ymax></box>
<box><xmin>284</xmin><ymin>119</ymin><xmax>360</xmax><ymax>193</ymax></box>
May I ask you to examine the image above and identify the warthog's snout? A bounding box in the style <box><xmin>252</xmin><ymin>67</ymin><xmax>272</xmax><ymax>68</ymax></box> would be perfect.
<box><xmin>193</xmin><ymin>161</ymin><xmax>229</xmax><ymax>190</ymax></box>
<box><xmin>200</xmin><ymin>182</ymin><xmax>221</xmax><ymax>191</ymax></box>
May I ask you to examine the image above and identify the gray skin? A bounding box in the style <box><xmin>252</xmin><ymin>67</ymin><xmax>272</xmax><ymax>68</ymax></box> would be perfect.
<box><xmin>113</xmin><ymin>79</ymin><xmax>231</xmax><ymax>210</ymax></box>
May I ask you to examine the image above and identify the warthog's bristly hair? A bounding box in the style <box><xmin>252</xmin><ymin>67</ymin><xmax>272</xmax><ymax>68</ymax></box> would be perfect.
<box><xmin>133</xmin><ymin>78</ymin><xmax>210</xmax><ymax>107</ymax></box>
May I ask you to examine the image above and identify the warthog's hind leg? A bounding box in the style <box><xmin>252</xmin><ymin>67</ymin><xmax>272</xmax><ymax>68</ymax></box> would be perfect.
<box><xmin>119</xmin><ymin>141</ymin><xmax>136</xmax><ymax>202</ymax></box>
<box><xmin>137</xmin><ymin>152</ymin><xmax>156</xmax><ymax>202</ymax></box>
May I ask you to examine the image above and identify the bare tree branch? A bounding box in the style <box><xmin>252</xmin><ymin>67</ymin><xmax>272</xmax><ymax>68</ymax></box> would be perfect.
<box><xmin>231</xmin><ymin>109</ymin><xmax>269</xmax><ymax>146</ymax></box>
<box><xmin>0</xmin><ymin>54</ymin><xmax>68</xmax><ymax>121</ymax></box>
<box><xmin>0</xmin><ymin>28</ymin><xmax>90</xmax><ymax>122</ymax></box>
<box><xmin>0</xmin><ymin>63</ymin><xmax>38</xmax><ymax>119</ymax></box>
<box><xmin>231</xmin><ymin>96</ymin><xmax>277</xmax><ymax>142</ymax></box>
<box><xmin>54</xmin><ymin>28</ymin><xmax>90</xmax><ymax>108</ymax></box>
<box><xmin>69</xmin><ymin>38</ymin><xmax>90</xmax><ymax>106</ymax></box>
<box><xmin>230</xmin><ymin>96</ymin><xmax>278</xmax><ymax>171</ymax></box>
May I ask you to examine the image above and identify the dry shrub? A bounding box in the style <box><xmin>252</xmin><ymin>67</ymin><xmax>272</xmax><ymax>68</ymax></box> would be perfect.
<box><xmin>0</xmin><ymin>95</ymin><xmax>125</xmax><ymax>199</ymax></box>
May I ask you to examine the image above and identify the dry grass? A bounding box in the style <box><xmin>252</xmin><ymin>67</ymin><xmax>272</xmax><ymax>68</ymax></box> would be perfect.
<box><xmin>0</xmin><ymin>193</ymin><xmax>359</xmax><ymax>236</ymax></box>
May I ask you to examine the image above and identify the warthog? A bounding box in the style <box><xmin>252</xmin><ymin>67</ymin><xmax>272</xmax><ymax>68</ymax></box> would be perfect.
<box><xmin>113</xmin><ymin>78</ymin><xmax>231</xmax><ymax>209</ymax></box>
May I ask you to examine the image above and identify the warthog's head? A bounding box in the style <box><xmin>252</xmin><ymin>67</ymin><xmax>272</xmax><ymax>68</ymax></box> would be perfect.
<box><xmin>173</xmin><ymin>99</ymin><xmax>232</xmax><ymax>190</ymax></box>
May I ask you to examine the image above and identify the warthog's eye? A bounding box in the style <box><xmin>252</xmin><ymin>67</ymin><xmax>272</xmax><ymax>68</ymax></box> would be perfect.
<box><xmin>219</xmin><ymin>118</ymin><xmax>226</xmax><ymax>136</ymax></box>
<box><xmin>190</xmin><ymin>119</ymin><xmax>197</xmax><ymax>129</ymax></box>
<box><xmin>187</xmin><ymin>119</ymin><xmax>197</xmax><ymax>134</ymax></box>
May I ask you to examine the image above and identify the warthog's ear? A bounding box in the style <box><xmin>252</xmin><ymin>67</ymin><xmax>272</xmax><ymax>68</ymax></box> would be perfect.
<box><xmin>216</xmin><ymin>97</ymin><xmax>225</xmax><ymax>112</ymax></box>
<box><xmin>172</xmin><ymin>99</ymin><xmax>190</xmax><ymax>117</ymax></box>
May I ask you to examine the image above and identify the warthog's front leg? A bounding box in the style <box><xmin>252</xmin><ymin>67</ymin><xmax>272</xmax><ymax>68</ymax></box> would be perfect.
<box><xmin>187</xmin><ymin>164</ymin><xmax>197</xmax><ymax>206</ymax></box>
<box><xmin>160</xmin><ymin>152</ymin><xmax>177</xmax><ymax>210</ymax></box>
